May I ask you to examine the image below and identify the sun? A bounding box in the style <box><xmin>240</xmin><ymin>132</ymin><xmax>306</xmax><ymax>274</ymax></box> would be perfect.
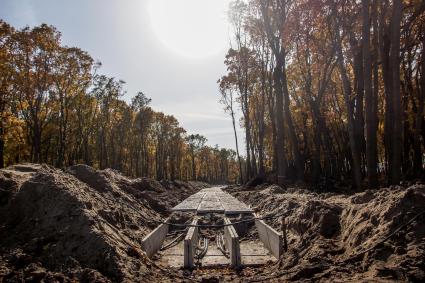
<box><xmin>147</xmin><ymin>0</ymin><xmax>229</xmax><ymax>59</ymax></box>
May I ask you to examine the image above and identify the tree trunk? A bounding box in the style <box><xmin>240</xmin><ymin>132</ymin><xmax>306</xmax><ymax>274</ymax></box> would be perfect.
<box><xmin>260</xmin><ymin>0</ymin><xmax>287</xmax><ymax>186</ymax></box>
<box><xmin>372</xmin><ymin>0</ymin><xmax>380</xmax><ymax>177</ymax></box>
<box><xmin>231</xmin><ymin>109</ymin><xmax>243</xmax><ymax>183</ymax></box>
<box><xmin>390</xmin><ymin>0</ymin><xmax>403</xmax><ymax>184</ymax></box>
<box><xmin>363</xmin><ymin>0</ymin><xmax>379</xmax><ymax>188</ymax></box>
<box><xmin>273</xmin><ymin>59</ymin><xmax>287</xmax><ymax>186</ymax></box>
<box><xmin>311</xmin><ymin>101</ymin><xmax>322</xmax><ymax>182</ymax></box>
<box><xmin>257</xmin><ymin>59</ymin><xmax>267</xmax><ymax>176</ymax></box>
<box><xmin>33</xmin><ymin>122</ymin><xmax>42</xmax><ymax>163</ymax></box>
<box><xmin>413</xmin><ymin>32</ymin><xmax>425</xmax><ymax>177</ymax></box>
<box><xmin>56</xmin><ymin>92</ymin><xmax>66</xmax><ymax>168</ymax></box>
<box><xmin>335</xmin><ymin>27</ymin><xmax>363</xmax><ymax>190</ymax></box>
<box><xmin>379</xmin><ymin>0</ymin><xmax>393</xmax><ymax>181</ymax></box>
<box><xmin>353</xmin><ymin>44</ymin><xmax>366</xmax><ymax>171</ymax></box>
<box><xmin>250</xmin><ymin>129</ymin><xmax>257</xmax><ymax>176</ymax></box>
<box><xmin>0</xmin><ymin>121</ymin><xmax>4</xmax><ymax>169</ymax></box>
<box><xmin>0</xmin><ymin>98</ymin><xmax>4</xmax><ymax>169</ymax></box>
<box><xmin>243</xmin><ymin>92</ymin><xmax>252</xmax><ymax>180</ymax></box>
<box><xmin>267</xmin><ymin>82</ymin><xmax>278</xmax><ymax>173</ymax></box>
<box><xmin>282</xmin><ymin>64</ymin><xmax>304</xmax><ymax>181</ymax></box>
<box><xmin>258</xmin><ymin>111</ymin><xmax>265</xmax><ymax>176</ymax></box>
<box><xmin>191</xmin><ymin>148</ymin><xmax>196</xmax><ymax>180</ymax></box>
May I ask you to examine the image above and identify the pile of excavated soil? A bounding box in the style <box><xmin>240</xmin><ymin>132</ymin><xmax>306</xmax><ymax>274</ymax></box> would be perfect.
<box><xmin>2</xmin><ymin>163</ymin><xmax>424</xmax><ymax>282</ymax></box>
<box><xmin>230</xmin><ymin>183</ymin><xmax>425</xmax><ymax>282</ymax></box>
<box><xmin>0</xmin><ymin>164</ymin><xmax>205</xmax><ymax>282</ymax></box>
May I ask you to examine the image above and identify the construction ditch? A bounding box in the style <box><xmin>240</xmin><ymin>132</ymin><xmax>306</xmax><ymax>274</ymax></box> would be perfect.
<box><xmin>144</xmin><ymin>187</ymin><xmax>284</xmax><ymax>269</ymax></box>
<box><xmin>1</xmin><ymin>164</ymin><xmax>425</xmax><ymax>282</ymax></box>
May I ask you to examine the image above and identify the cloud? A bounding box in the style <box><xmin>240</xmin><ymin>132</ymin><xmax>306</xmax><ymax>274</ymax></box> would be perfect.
<box><xmin>177</xmin><ymin>112</ymin><xmax>230</xmax><ymax>121</ymax></box>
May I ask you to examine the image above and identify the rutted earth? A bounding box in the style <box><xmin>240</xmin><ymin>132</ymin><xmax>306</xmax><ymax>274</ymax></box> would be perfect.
<box><xmin>0</xmin><ymin>164</ymin><xmax>207</xmax><ymax>282</ymax></box>
<box><xmin>231</xmin><ymin>183</ymin><xmax>425</xmax><ymax>282</ymax></box>
<box><xmin>0</xmin><ymin>164</ymin><xmax>424</xmax><ymax>282</ymax></box>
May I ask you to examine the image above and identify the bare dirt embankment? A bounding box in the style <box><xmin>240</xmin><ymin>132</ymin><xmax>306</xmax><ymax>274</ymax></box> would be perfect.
<box><xmin>1</xmin><ymin>164</ymin><xmax>424</xmax><ymax>282</ymax></box>
<box><xmin>0</xmin><ymin>164</ymin><xmax>207</xmax><ymax>282</ymax></box>
<box><xmin>230</xmin><ymin>183</ymin><xmax>425</xmax><ymax>282</ymax></box>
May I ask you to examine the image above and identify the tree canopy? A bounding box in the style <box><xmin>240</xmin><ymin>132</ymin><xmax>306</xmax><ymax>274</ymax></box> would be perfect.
<box><xmin>0</xmin><ymin>20</ymin><xmax>240</xmax><ymax>184</ymax></box>
<box><xmin>219</xmin><ymin>0</ymin><xmax>425</xmax><ymax>188</ymax></box>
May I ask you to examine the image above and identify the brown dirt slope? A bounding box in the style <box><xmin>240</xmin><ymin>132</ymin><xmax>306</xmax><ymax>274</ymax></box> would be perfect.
<box><xmin>1</xmin><ymin>164</ymin><xmax>423</xmax><ymax>282</ymax></box>
<box><xmin>0</xmin><ymin>164</ymin><xmax>203</xmax><ymax>282</ymax></box>
<box><xmin>231</xmin><ymin>183</ymin><xmax>425</xmax><ymax>282</ymax></box>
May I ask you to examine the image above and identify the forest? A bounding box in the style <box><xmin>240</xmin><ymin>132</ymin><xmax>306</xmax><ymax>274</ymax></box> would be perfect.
<box><xmin>0</xmin><ymin>20</ymin><xmax>239</xmax><ymax>184</ymax></box>
<box><xmin>219</xmin><ymin>0</ymin><xmax>425</xmax><ymax>189</ymax></box>
<box><xmin>1</xmin><ymin>0</ymin><xmax>425</xmax><ymax>282</ymax></box>
<box><xmin>1</xmin><ymin>0</ymin><xmax>425</xmax><ymax>190</ymax></box>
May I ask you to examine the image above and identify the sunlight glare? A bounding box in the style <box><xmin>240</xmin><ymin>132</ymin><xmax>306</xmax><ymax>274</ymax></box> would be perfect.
<box><xmin>148</xmin><ymin>0</ymin><xmax>229</xmax><ymax>59</ymax></box>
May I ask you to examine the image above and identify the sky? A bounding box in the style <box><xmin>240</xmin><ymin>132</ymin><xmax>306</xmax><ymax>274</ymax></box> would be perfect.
<box><xmin>0</xmin><ymin>0</ymin><xmax>244</xmax><ymax>151</ymax></box>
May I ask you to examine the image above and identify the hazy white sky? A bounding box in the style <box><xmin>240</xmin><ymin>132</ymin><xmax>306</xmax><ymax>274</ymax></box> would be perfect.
<box><xmin>0</xmin><ymin>0</ymin><xmax>244</xmax><ymax>150</ymax></box>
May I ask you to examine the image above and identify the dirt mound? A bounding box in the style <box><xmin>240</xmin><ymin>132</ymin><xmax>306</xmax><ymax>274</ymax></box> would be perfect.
<box><xmin>3</xmin><ymin>162</ymin><xmax>423</xmax><ymax>282</ymax></box>
<box><xmin>339</xmin><ymin>185</ymin><xmax>425</xmax><ymax>281</ymax></box>
<box><xmin>0</xmin><ymin>164</ymin><xmax>203</xmax><ymax>282</ymax></box>
<box><xmin>0</xmin><ymin>164</ymin><xmax>42</xmax><ymax>207</ymax></box>
<box><xmin>290</xmin><ymin>200</ymin><xmax>342</xmax><ymax>238</ymax></box>
<box><xmin>232</xmin><ymin>183</ymin><xmax>425</xmax><ymax>282</ymax></box>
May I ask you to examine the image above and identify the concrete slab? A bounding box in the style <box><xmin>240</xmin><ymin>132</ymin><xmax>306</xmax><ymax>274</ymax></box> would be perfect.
<box><xmin>240</xmin><ymin>240</ymin><xmax>276</xmax><ymax>266</ymax></box>
<box><xmin>224</xmin><ymin>217</ymin><xmax>241</xmax><ymax>267</ymax></box>
<box><xmin>141</xmin><ymin>221</ymin><xmax>169</xmax><ymax>258</ymax></box>
<box><xmin>172</xmin><ymin>187</ymin><xmax>253</xmax><ymax>214</ymax></box>
<box><xmin>201</xmin><ymin>242</ymin><xmax>230</xmax><ymax>266</ymax></box>
<box><xmin>172</xmin><ymin>192</ymin><xmax>205</xmax><ymax>211</ymax></box>
<box><xmin>201</xmin><ymin>188</ymin><xmax>218</xmax><ymax>193</ymax></box>
<box><xmin>159</xmin><ymin>240</ymin><xmax>274</xmax><ymax>267</ymax></box>
<box><xmin>254</xmin><ymin>215</ymin><xmax>282</xmax><ymax>259</ymax></box>
<box><xmin>184</xmin><ymin>219</ymin><xmax>199</xmax><ymax>268</ymax></box>
<box><xmin>197</xmin><ymin>192</ymin><xmax>224</xmax><ymax>213</ymax></box>
<box><xmin>157</xmin><ymin>240</ymin><xmax>184</xmax><ymax>268</ymax></box>
<box><xmin>219</xmin><ymin>195</ymin><xmax>253</xmax><ymax>214</ymax></box>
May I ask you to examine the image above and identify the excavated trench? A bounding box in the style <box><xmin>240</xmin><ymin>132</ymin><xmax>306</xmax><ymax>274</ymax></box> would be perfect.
<box><xmin>2</xmin><ymin>164</ymin><xmax>424</xmax><ymax>282</ymax></box>
<box><xmin>143</xmin><ymin>187</ymin><xmax>283</xmax><ymax>269</ymax></box>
